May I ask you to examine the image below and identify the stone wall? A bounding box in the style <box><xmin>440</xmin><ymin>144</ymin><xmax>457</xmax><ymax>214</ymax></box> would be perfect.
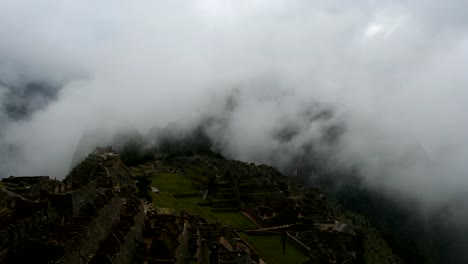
<box><xmin>58</xmin><ymin>196</ymin><xmax>122</xmax><ymax>264</ymax></box>
<box><xmin>175</xmin><ymin>220</ymin><xmax>190</xmax><ymax>264</ymax></box>
<box><xmin>0</xmin><ymin>207</ymin><xmax>51</xmax><ymax>251</ymax></box>
<box><xmin>86</xmin><ymin>196</ymin><xmax>145</xmax><ymax>264</ymax></box>
<box><xmin>0</xmin><ymin>198</ymin><xmax>55</xmax><ymax>257</ymax></box>
<box><xmin>111</xmin><ymin>205</ymin><xmax>145</xmax><ymax>264</ymax></box>
<box><xmin>0</xmin><ymin>147</ymin><xmax>142</xmax><ymax>264</ymax></box>
<box><xmin>71</xmin><ymin>181</ymin><xmax>97</xmax><ymax>215</ymax></box>
<box><xmin>49</xmin><ymin>181</ymin><xmax>97</xmax><ymax>215</ymax></box>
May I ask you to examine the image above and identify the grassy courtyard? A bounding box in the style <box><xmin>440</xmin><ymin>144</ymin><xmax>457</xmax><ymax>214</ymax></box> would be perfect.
<box><xmin>134</xmin><ymin>164</ymin><xmax>309</xmax><ymax>263</ymax></box>
<box><xmin>149</xmin><ymin>172</ymin><xmax>256</xmax><ymax>229</ymax></box>
<box><xmin>238</xmin><ymin>232</ymin><xmax>311</xmax><ymax>264</ymax></box>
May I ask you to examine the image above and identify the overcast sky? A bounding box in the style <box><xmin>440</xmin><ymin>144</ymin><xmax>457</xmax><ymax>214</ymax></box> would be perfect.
<box><xmin>1</xmin><ymin>0</ymin><xmax>468</xmax><ymax>212</ymax></box>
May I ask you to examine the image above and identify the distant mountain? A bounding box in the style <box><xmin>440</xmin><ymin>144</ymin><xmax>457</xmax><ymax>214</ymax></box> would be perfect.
<box><xmin>71</xmin><ymin>119</ymin><xmax>463</xmax><ymax>263</ymax></box>
<box><xmin>0</xmin><ymin>81</ymin><xmax>59</xmax><ymax>121</ymax></box>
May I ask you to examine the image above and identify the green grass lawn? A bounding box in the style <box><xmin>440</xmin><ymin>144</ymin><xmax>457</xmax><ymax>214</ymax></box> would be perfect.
<box><xmin>150</xmin><ymin>192</ymin><xmax>182</xmax><ymax>210</ymax></box>
<box><xmin>212</xmin><ymin>212</ymin><xmax>257</xmax><ymax>229</ymax></box>
<box><xmin>184</xmin><ymin>165</ymin><xmax>210</xmax><ymax>183</ymax></box>
<box><xmin>150</xmin><ymin>173</ymin><xmax>195</xmax><ymax>194</ymax></box>
<box><xmin>149</xmin><ymin>173</ymin><xmax>195</xmax><ymax>212</ymax></box>
<box><xmin>239</xmin><ymin>233</ymin><xmax>310</xmax><ymax>264</ymax></box>
<box><xmin>131</xmin><ymin>164</ymin><xmax>153</xmax><ymax>174</ymax></box>
<box><xmin>176</xmin><ymin>197</ymin><xmax>256</xmax><ymax>229</ymax></box>
<box><xmin>149</xmin><ymin>172</ymin><xmax>256</xmax><ymax>229</ymax></box>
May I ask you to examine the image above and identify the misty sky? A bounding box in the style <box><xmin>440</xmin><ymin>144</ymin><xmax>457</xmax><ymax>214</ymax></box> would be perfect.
<box><xmin>1</xmin><ymin>0</ymin><xmax>468</xmax><ymax>212</ymax></box>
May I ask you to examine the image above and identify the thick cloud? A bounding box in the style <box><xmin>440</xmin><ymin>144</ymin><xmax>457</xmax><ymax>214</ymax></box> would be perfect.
<box><xmin>1</xmin><ymin>0</ymin><xmax>468</xmax><ymax>218</ymax></box>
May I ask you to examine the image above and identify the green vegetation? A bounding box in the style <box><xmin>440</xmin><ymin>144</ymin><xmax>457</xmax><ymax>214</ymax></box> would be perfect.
<box><xmin>149</xmin><ymin>192</ymin><xmax>181</xmax><ymax>210</ymax></box>
<box><xmin>130</xmin><ymin>164</ymin><xmax>153</xmax><ymax>176</ymax></box>
<box><xmin>150</xmin><ymin>173</ymin><xmax>195</xmax><ymax>194</ymax></box>
<box><xmin>184</xmin><ymin>165</ymin><xmax>210</xmax><ymax>182</ymax></box>
<box><xmin>157</xmin><ymin>126</ymin><xmax>223</xmax><ymax>159</ymax></box>
<box><xmin>238</xmin><ymin>233</ymin><xmax>310</xmax><ymax>264</ymax></box>
<box><xmin>148</xmin><ymin>172</ymin><xmax>256</xmax><ymax>229</ymax></box>
<box><xmin>212</xmin><ymin>212</ymin><xmax>256</xmax><ymax>228</ymax></box>
<box><xmin>4</xmin><ymin>185</ymin><xmax>26</xmax><ymax>192</ymax></box>
<box><xmin>120</xmin><ymin>142</ymin><xmax>155</xmax><ymax>166</ymax></box>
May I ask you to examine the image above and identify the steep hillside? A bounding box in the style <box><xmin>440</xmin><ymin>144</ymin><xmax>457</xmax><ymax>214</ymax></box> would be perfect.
<box><xmin>133</xmin><ymin>154</ymin><xmax>404</xmax><ymax>263</ymax></box>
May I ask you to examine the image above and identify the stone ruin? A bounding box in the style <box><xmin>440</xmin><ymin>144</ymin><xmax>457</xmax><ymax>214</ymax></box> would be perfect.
<box><xmin>143</xmin><ymin>206</ymin><xmax>262</xmax><ymax>264</ymax></box>
<box><xmin>0</xmin><ymin>148</ymin><xmax>406</xmax><ymax>264</ymax></box>
<box><xmin>65</xmin><ymin>146</ymin><xmax>134</xmax><ymax>191</ymax></box>
<box><xmin>0</xmin><ymin>147</ymin><xmax>144</xmax><ymax>264</ymax></box>
<box><xmin>167</xmin><ymin>156</ymin><xmax>405</xmax><ymax>264</ymax></box>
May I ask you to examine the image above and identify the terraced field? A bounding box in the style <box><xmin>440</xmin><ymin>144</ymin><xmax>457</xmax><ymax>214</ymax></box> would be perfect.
<box><xmin>134</xmin><ymin>162</ymin><xmax>310</xmax><ymax>262</ymax></box>
<box><xmin>149</xmin><ymin>172</ymin><xmax>256</xmax><ymax>229</ymax></box>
